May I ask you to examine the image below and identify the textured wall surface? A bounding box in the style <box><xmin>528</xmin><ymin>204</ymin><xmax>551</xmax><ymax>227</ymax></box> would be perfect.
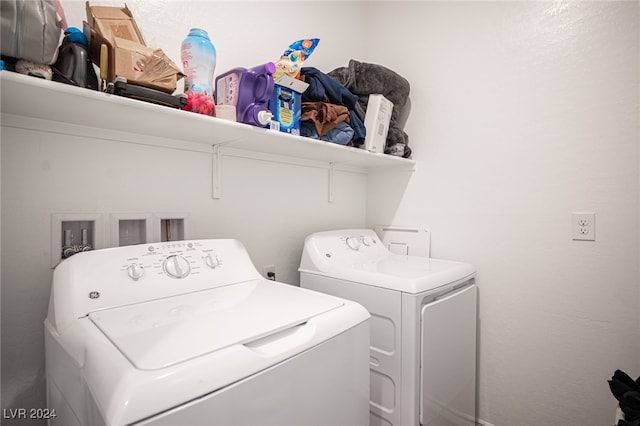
<box><xmin>365</xmin><ymin>2</ymin><xmax>640</xmax><ymax>425</ymax></box>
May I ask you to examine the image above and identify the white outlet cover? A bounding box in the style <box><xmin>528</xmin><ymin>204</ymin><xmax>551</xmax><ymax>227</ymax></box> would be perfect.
<box><xmin>572</xmin><ymin>212</ymin><xmax>596</xmax><ymax>241</ymax></box>
<box><xmin>261</xmin><ymin>264</ymin><xmax>276</xmax><ymax>279</ymax></box>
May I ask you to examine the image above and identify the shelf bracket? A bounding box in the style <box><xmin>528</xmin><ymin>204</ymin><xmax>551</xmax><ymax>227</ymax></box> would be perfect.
<box><xmin>212</xmin><ymin>144</ymin><xmax>222</xmax><ymax>199</ymax></box>
<box><xmin>328</xmin><ymin>162</ymin><xmax>335</xmax><ymax>203</ymax></box>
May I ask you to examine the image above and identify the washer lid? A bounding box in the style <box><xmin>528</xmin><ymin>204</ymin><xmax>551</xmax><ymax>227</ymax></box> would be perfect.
<box><xmin>89</xmin><ymin>280</ymin><xmax>343</xmax><ymax>370</ymax></box>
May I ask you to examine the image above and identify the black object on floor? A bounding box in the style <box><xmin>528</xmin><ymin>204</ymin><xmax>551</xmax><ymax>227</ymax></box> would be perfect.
<box><xmin>610</xmin><ymin>369</ymin><xmax>640</xmax><ymax>424</ymax></box>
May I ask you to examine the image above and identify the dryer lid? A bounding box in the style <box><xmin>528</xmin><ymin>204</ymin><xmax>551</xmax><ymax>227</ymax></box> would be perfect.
<box><xmin>301</xmin><ymin>255</ymin><xmax>475</xmax><ymax>294</ymax></box>
<box><xmin>299</xmin><ymin>229</ymin><xmax>475</xmax><ymax>294</ymax></box>
<box><xmin>89</xmin><ymin>280</ymin><xmax>343</xmax><ymax>370</ymax></box>
<box><xmin>325</xmin><ymin>256</ymin><xmax>475</xmax><ymax>294</ymax></box>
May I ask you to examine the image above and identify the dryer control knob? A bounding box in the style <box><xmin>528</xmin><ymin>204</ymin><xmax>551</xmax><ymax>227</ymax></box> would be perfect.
<box><xmin>163</xmin><ymin>255</ymin><xmax>191</xmax><ymax>279</ymax></box>
<box><xmin>204</xmin><ymin>254</ymin><xmax>220</xmax><ymax>269</ymax></box>
<box><xmin>345</xmin><ymin>236</ymin><xmax>361</xmax><ymax>251</ymax></box>
<box><xmin>126</xmin><ymin>263</ymin><xmax>145</xmax><ymax>281</ymax></box>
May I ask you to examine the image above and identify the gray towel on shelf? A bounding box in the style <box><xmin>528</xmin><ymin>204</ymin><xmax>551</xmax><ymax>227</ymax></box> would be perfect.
<box><xmin>329</xmin><ymin>59</ymin><xmax>411</xmax><ymax>158</ymax></box>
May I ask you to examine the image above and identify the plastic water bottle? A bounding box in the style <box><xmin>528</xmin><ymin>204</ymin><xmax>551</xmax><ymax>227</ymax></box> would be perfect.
<box><xmin>181</xmin><ymin>28</ymin><xmax>216</xmax><ymax>116</ymax></box>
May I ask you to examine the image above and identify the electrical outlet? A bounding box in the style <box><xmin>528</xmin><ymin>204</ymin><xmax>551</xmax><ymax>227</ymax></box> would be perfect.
<box><xmin>572</xmin><ymin>212</ymin><xmax>595</xmax><ymax>241</ymax></box>
<box><xmin>261</xmin><ymin>264</ymin><xmax>276</xmax><ymax>281</ymax></box>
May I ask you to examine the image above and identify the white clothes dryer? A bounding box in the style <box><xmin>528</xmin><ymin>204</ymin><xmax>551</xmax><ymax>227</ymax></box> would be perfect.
<box><xmin>299</xmin><ymin>229</ymin><xmax>477</xmax><ymax>426</ymax></box>
<box><xmin>45</xmin><ymin>239</ymin><xmax>370</xmax><ymax>426</ymax></box>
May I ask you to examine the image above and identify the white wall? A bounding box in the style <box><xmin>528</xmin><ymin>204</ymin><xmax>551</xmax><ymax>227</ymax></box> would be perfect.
<box><xmin>2</xmin><ymin>2</ymin><xmax>639</xmax><ymax>426</ymax></box>
<box><xmin>0</xmin><ymin>0</ymin><xmax>369</xmax><ymax>421</ymax></box>
<box><xmin>365</xmin><ymin>2</ymin><xmax>640</xmax><ymax>426</ymax></box>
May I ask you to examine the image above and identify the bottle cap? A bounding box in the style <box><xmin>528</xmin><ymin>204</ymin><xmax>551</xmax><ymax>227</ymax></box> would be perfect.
<box><xmin>257</xmin><ymin>110</ymin><xmax>273</xmax><ymax>126</ymax></box>
<box><xmin>188</xmin><ymin>28</ymin><xmax>209</xmax><ymax>38</ymax></box>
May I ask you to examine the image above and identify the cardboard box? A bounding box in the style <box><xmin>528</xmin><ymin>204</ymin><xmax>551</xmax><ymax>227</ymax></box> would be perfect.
<box><xmin>86</xmin><ymin>3</ymin><xmax>145</xmax><ymax>44</ymax></box>
<box><xmin>363</xmin><ymin>94</ymin><xmax>393</xmax><ymax>153</ymax></box>
<box><xmin>85</xmin><ymin>2</ymin><xmax>182</xmax><ymax>93</ymax></box>
<box><xmin>268</xmin><ymin>75</ymin><xmax>309</xmax><ymax>135</ymax></box>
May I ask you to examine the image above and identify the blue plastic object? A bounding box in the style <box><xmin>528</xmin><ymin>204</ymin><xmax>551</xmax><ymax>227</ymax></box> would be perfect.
<box><xmin>65</xmin><ymin>27</ymin><xmax>88</xmax><ymax>46</ymax></box>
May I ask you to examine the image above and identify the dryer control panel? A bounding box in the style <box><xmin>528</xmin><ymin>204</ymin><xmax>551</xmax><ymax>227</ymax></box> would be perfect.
<box><xmin>343</xmin><ymin>234</ymin><xmax>378</xmax><ymax>251</ymax></box>
<box><xmin>300</xmin><ymin>229</ymin><xmax>391</xmax><ymax>274</ymax></box>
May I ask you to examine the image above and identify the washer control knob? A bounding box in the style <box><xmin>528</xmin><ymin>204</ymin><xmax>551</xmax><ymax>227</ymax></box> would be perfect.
<box><xmin>126</xmin><ymin>263</ymin><xmax>145</xmax><ymax>281</ymax></box>
<box><xmin>345</xmin><ymin>236</ymin><xmax>361</xmax><ymax>251</ymax></box>
<box><xmin>360</xmin><ymin>236</ymin><xmax>371</xmax><ymax>247</ymax></box>
<box><xmin>163</xmin><ymin>255</ymin><xmax>191</xmax><ymax>279</ymax></box>
<box><xmin>204</xmin><ymin>254</ymin><xmax>221</xmax><ymax>269</ymax></box>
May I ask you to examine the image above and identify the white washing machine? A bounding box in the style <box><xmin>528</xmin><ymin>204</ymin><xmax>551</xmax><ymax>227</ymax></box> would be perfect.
<box><xmin>45</xmin><ymin>239</ymin><xmax>370</xmax><ymax>426</ymax></box>
<box><xmin>299</xmin><ymin>229</ymin><xmax>477</xmax><ymax>426</ymax></box>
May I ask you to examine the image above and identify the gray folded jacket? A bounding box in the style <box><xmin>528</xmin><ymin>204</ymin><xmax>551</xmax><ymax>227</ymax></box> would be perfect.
<box><xmin>329</xmin><ymin>59</ymin><xmax>411</xmax><ymax>158</ymax></box>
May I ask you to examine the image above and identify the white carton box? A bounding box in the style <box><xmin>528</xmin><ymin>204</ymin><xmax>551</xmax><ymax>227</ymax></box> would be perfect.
<box><xmin>363</xmin><ymin>94</ymin><xmax>393</xmax><ymax>153</ymax></box>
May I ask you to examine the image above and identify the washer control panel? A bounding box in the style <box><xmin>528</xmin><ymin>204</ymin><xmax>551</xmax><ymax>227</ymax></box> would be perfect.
<box><xmin>120</xmin><ymin>241</ymin><xmax>225</xmax><ymax>282</ymax></box>
<box><xmin>55</xmin><ymin>239</ymin><xmax>261</xmax><ymax>317</ymax></box>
